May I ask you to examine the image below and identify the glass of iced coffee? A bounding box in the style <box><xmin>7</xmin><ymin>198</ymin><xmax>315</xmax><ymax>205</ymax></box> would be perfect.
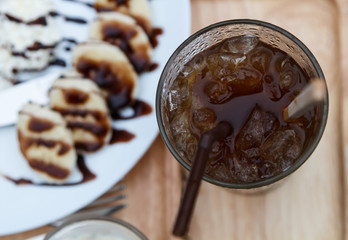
<box><xmin>156</xmin><ymin>19</ymin><xmax>328</xmax><ymax>189</ymax></box>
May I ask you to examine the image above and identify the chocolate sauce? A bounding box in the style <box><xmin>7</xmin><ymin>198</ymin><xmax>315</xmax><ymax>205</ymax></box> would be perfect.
<box><xmin>109</xmin><ymin>128</ymin><xmax>135</xmax><ymax>144</ymax></box>
<box><xmin>76</xmin><ymin>58</ymin><xmax>134</xmax><ymax>110</ymax></box>
<box><xmin>128</xmin><ymin>53</ymin><xmax>152</xmax><ymax>73</ymax></box>
<box><xmin>29</xmin><ymin>159</ymin><xmax>70</xmax><ymax>179</ymax></box>
<box><xmin>64</xmin><ymin>16</ymin><xmax>87</xmax><ymax>24</ymax></box>
<box><xmin>53</xmin><ymin>108</ymin><xmax>104</xmax><ymax>121</ymax></box>
<box><xmin>114</xmin><ymin>0</ymin><xmax>130</xmax><ymax>7</ymax></box>
<box><xmin>49</xmin><ymin>11</ymin><xmax>87</xmax><ymax>24</ymax></box>
<box><xmin>28</xmin><ymin>16</ymin><xmax>47</xmax><ymax>26</ymax></box>
<box><xmin>68</xmin><ymin>121</ymin><xmax>109</xmax><ymax>138</ymax></box>
<box><xmin>148</xmin><ymin>63</ymin><xmax>159</xmax><ymax>72</ymax></box>
<box><xmin>94</xmin><ymin>0</ymin><xmax>129</xmax><ymax>10</ymax></box>
<box><xmin>101</xmin><ymin>23</ymin><xmax>153</xmax><ymax>73</ymax></box>
<box><xmin>75</xmin><ymin>154</ymin><xmax>96</xmax><ymax>184</ymax></box>
<box><xmin>27</xmin><ymin>42</ymin><xmax>56</xmax><ymax>51</ymax></box>
<box><xmin>4</xmin><ymin>155</ymin><xmax>96</xmax><ymax>186</ymax></box>
<box><xmin>28</xmin><ymin>117</ymin><xmax>55</xmax><ymax>132</ymax></box>
<box><xmin>62</xmin><ymin>0</ymin><xmax>94</xmax><ymax>8</ymax></box>
<box><xmin>111</xmin><ymin>99</ymin><xmax>152</xmax><ymax>120</ymax></box>
<box><xmin>94</xmin><ymin>6</ymin><xmax>113</xmax><ymax>12</ymax></box>
<box><xmin>61</xmin><ymin>38</ymin><xmax>77</xmax><ymax>52</ymax></box>
<box><xmin>102</xmin><ymin>23</ymin><xmax>136</xmax><ymax>51</ymax></box>
<box><xmin>19</xmin><ymin>133</ymin><xmax>72</xmax><ymax>157</ymax></box>
<box><xmin>49</xmin><ymin>59</ymin><xmax>67</xmax><ymax>67</ymax></box>
<box><xmin>52</xmin><ymin>97</ymin><xmax>111</xmax><ymax>152</ymax></box>
<box><xmin>63</xmin><ymin>89</ymin><xmax>89</xmax><ymax>104</ymax></box>
<box><xmin>149</xmin><ymin>28</ymin><xmax>163</xmax><ymax>48</ymax></box>
<box><xmin>4</xmin><ymin>177</ymin><xmax>34</xmax><ymax>185</ymax></box>
<box><xmin>12</xmin><ymin>51</ymin><xmax>28</xmax><ymax>59</ymax></box>
<box><xmin>5</xmin><ymin>14</ymin><xmax>47</xmax><ymax>26</ymax></box>
<box><xmin>62</xmin><ymin>38</ymin><xmax>78</xmax><ymax>44</ymax></box>
<box><xmin>75</xmin><ymin>142</ymin><xmax>104</xmax><ymax>152</ymax></box>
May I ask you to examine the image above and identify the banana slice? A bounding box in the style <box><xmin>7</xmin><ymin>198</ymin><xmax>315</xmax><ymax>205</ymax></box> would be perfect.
<box><xmin>94</xmin><ymin>0</ymin><xmax>152</xmax><ymax>34</ymax></box>
<box><xmin>90</xmin><ymin>12</ymin><xmax>152</xmax><ymax>73</ymax></box>
<box><xmin>72</xmin><ymin>41</ymin><xmax>137</xmax><ymax>114</ymax></box>
<box><xmin>49</xmin><ymin>77</ymin><xmax>112</xmax><ymax>153</ymax></box>
<box><xmin>17</xmin><ymin>103</ymin><xmax>76</xmax><ymax>183</ymax></box>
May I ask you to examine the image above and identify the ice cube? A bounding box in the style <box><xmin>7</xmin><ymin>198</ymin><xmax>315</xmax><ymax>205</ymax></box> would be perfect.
<box><xmin>263</xmin><ymin>75</ymin><xmax>282</xmax><ymax>101</ymax></box>
<box><xmin>241</xmin><ymin>148</ymin><xmax>259</xmax><ymax>159</ymax></box>
<box><xmin>207</xmin><ymin>53</ymin><xmax>246</xmax><ymax>68</ymax></box>
<box><xmin>205</xmin><ymin>161</ymin><xmax>233</xmax><ymax>182</ymax></box>
<box><xmin>234</xmin><ymin>156</ymin><xmax>259</xmax><ymax>183</ymax></box>
<box><xmin>222</xmin><ymin>67</ymin><xmax>262</xmax><ymax>96</ymax></box>
<box><xmin>264</xmin><ymin>112</ymin><xmax>279</xmax><ymax>137</ymax></box>
<box><xmin>192</xmin><ymin>107</ymin><xmax>217</xmax><ymax>132</ymax></box>
<box><xmin>170</xmin><ymin>110</ymin><xmax>197</xmax><ymax>160</ymax></box>
<box><xmin>181</xmin><ymin>65</ymin><xmax>194</xmax><ymax>77</ymax></box>
<box><xmin>277</xmin><ymin>58</ymin><xmax>298</xmax><ymax>91</ymax></box>
<box><xmin>260</xmin><ymin>129</ymin><xmax>301</xmax><ymax>164</ymax></box>
<box><xmin>206</xmin><ymin>53</ymin><xmax>246</xmax><ymax>79</ymax></box>
<box><xmin>280</xmin><ymin>69</ymin><xmax>297</xmax><ymax>91</ymax></box>
<box><xmin>250</xmin><ymin>48</ymin><xmax>273</xmax><ymax>74</ymax></box>
<box><xmin>258</xmin><ymin>160</ymin><xmax>277</xmax><ymax>179</ymax></box>
<box><xmin>235</xmin><ymin>107</ymin><xmax>264</xmax><ymax>151</ymax></box>
<box><xmin>167</xmin><ymin>89</ymin><xmax>188</xmax><ymax>112</ymax></box>
<box><xmin>203</xmin><ymin>79</ymin><xmax>232</xmax><ymax>104</ymax></box>
<box><xmin>166</xmin><ymin>77</ymin><xmax>190</xmax><ymax>112</ymax></box>
<box><xmin>188</xmin><ymin>55</ymin><xmax>207</xmax><ymax>72</ymax></box>
<box><xmin>221</xmin><ymin>35</ymin><xmax>259</xmax><ymax>55</ymax></box>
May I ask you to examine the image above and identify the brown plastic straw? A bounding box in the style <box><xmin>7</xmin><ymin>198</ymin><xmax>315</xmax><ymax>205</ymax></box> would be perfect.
<box><xmin>172</xmin><ymin>122</ymin><xmax>232</xmax><ymax>237</ymax></box>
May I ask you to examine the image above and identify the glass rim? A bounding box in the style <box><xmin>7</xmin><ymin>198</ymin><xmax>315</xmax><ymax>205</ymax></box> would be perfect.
<box><xmin>44</xmin><ymin>216</ymin><xmax>148</xmax><ymax>240</ymax></box>
<box><xmin>156</xmin><ymin>19</ymin><xmax>329</xmax><ymax>189</ymax></box>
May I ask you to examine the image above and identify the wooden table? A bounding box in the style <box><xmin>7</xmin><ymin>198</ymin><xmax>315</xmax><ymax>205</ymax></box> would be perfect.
<box><xmin>3</xmin><ymin>0</ymin><xmax>347</xmax><ymax>239</ymax></box>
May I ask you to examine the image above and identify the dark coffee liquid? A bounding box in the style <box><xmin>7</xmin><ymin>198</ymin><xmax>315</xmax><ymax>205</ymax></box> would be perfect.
<box><xmin>166</xmin><ymin>35</ymin><xmax>317</xmax><ymax>184</ymax></box>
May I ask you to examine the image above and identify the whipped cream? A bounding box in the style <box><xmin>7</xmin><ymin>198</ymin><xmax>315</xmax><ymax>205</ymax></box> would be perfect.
<box><xmin>0</xmin><ymin>0</ymin><xmax>61</xmax><ymax>80</ymax></box>
<box><xmin>0</xmin><ymin>16</ymin><xmax>60</xmax><ymax>51</ymax></box>
<box><xmin>0</xmin><ymin>0</ymin><xmax>55</xmax><ymax>22</ymax></box>
<box><xmin>0</xmin><ymin>75</ymin><xmax>12</xmax><ymax>91</ymax></box>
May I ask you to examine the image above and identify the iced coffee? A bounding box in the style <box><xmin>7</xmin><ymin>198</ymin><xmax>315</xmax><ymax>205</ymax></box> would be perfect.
<box><xmin>157</xmin><ymin>20</ymin><xmax>328</xmax><ymax>188</ymax></box>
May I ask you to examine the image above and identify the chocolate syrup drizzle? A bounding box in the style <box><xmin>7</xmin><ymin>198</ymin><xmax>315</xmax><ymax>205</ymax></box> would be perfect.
<box><xmin>4</xmin><ymin>11</ymin><xmax>88</xmax><ymax>25</ymax></box>
<box><xmin>4</xmin><ymin>155</ymin><xmax>96</xmax><ymax>186</ymax></box>
<box><xmin>3</xmin><ymin>2</ymin><xmax>163</xmax><ymax>187</ymax></box>
<box><xmin>111</xmin><ymin>100</ymin><xmax>152</xmax><ymax>120</ymax></box>
<box><xmin>62</xmin><ymin>0</ymin><xmax>94</xmax><ymax>8</ymax></box>
<box><xmin>109</xmin><ymin>128</ymin><xmax>135</xmax><ymax>144</ymax></box>
<box><xmin>49</xmin><ymin>11</ymin><xmax>87</xmax><ymax>24</ymax></box>
<box><xmin>5</xmin><ymin>14</ymin><xmax>47</xmax><ymax>26</ymax></box>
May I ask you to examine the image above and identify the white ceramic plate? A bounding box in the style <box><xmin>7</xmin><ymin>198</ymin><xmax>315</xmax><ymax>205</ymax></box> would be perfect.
<box><xmin>0</xmin><ymin>0</ymin><xmax>191</xmax><ymax>236</ymax></box>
